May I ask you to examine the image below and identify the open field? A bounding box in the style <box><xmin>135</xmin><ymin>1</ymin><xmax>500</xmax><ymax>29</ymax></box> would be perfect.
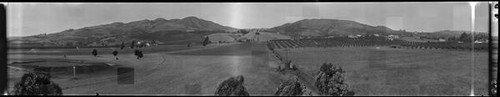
<box><xmin>7</xmin><ymin>41</ymin><xmax>490</xmax><ymax>96</ymax></box>
<box><xmin>274</xmin><ymin>46</ymin><xmax>489</xmax><ymax>96</ymax></box>
<box><xmin>7</xmin><ymin>44</ymin><xmax>207</xmax><ymax>56</ymax></box>
<box><xmin>7</xmin><ymin>43</ymin><xmax>293</xmax><ymax>95</ymax></box>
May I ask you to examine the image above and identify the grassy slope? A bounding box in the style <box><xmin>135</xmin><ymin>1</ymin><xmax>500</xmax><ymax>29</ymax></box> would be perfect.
<box><xmin>7</xmin><ymin>43</ymin><xmax>292</xmax><ymax>95</ymax></box>
<box><xmin>275</xmin><ymin>47</ymin><xmax>488</xmax><ymax>96</ymax></box>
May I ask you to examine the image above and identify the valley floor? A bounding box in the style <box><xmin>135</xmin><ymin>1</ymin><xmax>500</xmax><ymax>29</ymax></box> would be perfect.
<box><xmin>7</xmin><ymin>43</ymin><xmax>490</xmax><ymax>96</ymax></box>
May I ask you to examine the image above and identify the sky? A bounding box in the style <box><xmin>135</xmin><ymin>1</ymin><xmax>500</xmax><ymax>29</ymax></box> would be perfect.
<box><xmin>6</xmin><ymin>2</ymin><xmax>492</xmax><ymax>37</ymax></box>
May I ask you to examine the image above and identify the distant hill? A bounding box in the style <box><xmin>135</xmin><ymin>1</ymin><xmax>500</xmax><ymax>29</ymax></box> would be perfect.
<box><xmin>237</xmin><ymin>31</ymin><xmax>291</xmax><ymax>42</ymax></box>
<box><xmin>416</xmin><ymin>30</ymin><xmax>488</xmax><ymax>39</ymax></box>
<box><xmin>9</xmin><ymin>16</ymin><xmax>238</xmax><ymax>47</ymax></box>
<box><xmin>269</xmin><ymin>19</ymin><xmax>412</xmax><ymax>37</ymax></box>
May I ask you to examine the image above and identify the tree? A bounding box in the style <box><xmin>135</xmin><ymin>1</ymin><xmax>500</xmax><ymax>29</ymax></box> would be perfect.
<box><xmin>202</xmin><ymin>36</ymin><xmax>210</xmax><ymax>46</ymax></box>
<box><xmin>13</xmin><ymin>72</ymin><xmax>62</xmax><ymax>96</ymax></box>
<box><xmin>120</xmin><ymin>42</ymin><xmax>125</xmax><ymax>50</ymax></box>
<box><xmin>112</xmin><ymin>50</ymin><xmax>118</xmax><ymax>56</ymax></box>
<box><xmin>134</xmin><ymin>50</ymin><xmax>140</xmax><ymax>59</ymax></box>
<box><xmin>314</xmin><ymin>63</ymin><xmax>350</xmax><ymax>96</ymax></box>
<box><xmin>275</xmin><ymin>76</ymin><xmax>308</xmax><ymax>96</ymax></box>
<box><xmin>214</xmin><ymin>75</ymin><xmax>249</xmax><ymax>96</ymax></box>
<box><xmin>138</xmin><ymin>50</ymin><xmax>143</xmax><ymax>59</ymax></box>
<box><xmin>92</xmin><ymin>49</ymin><xmax>98</xmax><ymax>57</ymax></box>
<box><xmin>130</xmin><ymin>40</ymin><xmax>135</xmax><ymax>49</ymax></box>
<box><xmin>448</xmin><ymin>36</ymin><xmax>456</xmax><ymax>41</ymax></box>
<box><xmin>238</xmin><ymin>30</ymin><xmax>250</xmax><ymax>35</ymax></box>
<box><xmin>458</xmin><ymin>32</ymin><xmax>471</xmax><ymax>42</ymax></box>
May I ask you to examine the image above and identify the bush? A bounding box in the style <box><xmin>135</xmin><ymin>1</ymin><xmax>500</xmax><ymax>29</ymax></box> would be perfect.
<box><xmin>274</xmin><ymin>76</ymin><xmax>307</xmax><ymax>96</ymax></box>
<box><xmin>315</xmin><ymin>63</ymin><xmax>350</xmax><ymax>96</ymax></box>
<box><xmin>13</xmin><ymin>72</ymin><xmax>62</xmax><ymax>96</ymax></box>
<box><xmin>91</xmin><ymin>49</ymin><xmax>98</xmax><ymax>56</ymax></box>
<box><xmin>214</xmin><ymin>75</ymin><xmax>249</xmax><ymax>96</ymax></box>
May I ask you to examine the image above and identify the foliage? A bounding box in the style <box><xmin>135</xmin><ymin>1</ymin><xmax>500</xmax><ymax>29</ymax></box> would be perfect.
<box><xmin>274</xmin><ymin>76</ymin><xmax>307</xmax><ymax>96</ymax></box>
<box><xmin>238</xmin><ymin>30</ymin><xmax>250</xmax><ymax>35</ymax></box>
<box><xmin>92</xmin><ymin>49</ymin><xmax>98</xmax><ymax>56</ymax></box>
<box><xmin>13</xmin><ymin>72</ymin><xmax>62</xmax><ymax>96</ymax></box>
<box><xmin>314</xmin><ymin>63</ymin><xmax>349</xmax><ymax>96</ymax></box>
<box><xmin>214</xmin><ymin>75</ymin><xmax>249</xmax><ymax>96</ymax></box>
<box><xmin>131</xmin><ymin>40</ymin><xmax>135</xmax><ymax>49</ymax></box>
<box><xmin>458</xmin><ymin>32</ymin><xmax>472</xmax><ymax>42</ymax></box>
<box><xmin>492</xmin><ymin>80</ymin><xmax>497</xmax><ymax>96</ymax></box>
<box><xmin>112</xmin><ymin>50</ymin><xmax>118</xmax><ymax>56</ymax></box>
<box><xmin>202</xmin><ymin>36</ymin><xmax>210</xmax><ymax>46</ymax></box>
<box><xmin>120</xmin><ymin>42</ymin><xmax>125</xmax><ymax>50</ymax></box>
<box><xmin>134</xmin><ymin>50</ymin><xmax>143</xmax><ymax>59</ymax></box>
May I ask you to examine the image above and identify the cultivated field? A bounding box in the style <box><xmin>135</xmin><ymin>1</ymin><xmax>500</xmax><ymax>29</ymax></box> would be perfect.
<box><xmin>274</xmin><ymin>46</ymin><xmax>489</xmax><ymax>96</ymax></box>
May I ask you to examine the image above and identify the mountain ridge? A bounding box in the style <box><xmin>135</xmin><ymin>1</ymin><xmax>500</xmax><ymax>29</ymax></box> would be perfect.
<box><xmin>9</xmin><ymin>16</ymin><xmax>238</xmax><ymax>47</ymax></box>
<box><xmin>269</xmin><ymin>18</ymin><xmax>409</xmax><ymax>37</ymax></box>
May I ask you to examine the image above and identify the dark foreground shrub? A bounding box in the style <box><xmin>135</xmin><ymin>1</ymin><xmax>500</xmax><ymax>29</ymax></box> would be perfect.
<box><xmin>275</xmin><ymin>76</ymin><xmax>307</xmax><ymax>96</ymax></box>
<box><xmin>315</xmin><ymin>63</ymin><xmax>350</xmax><ymax>96</ymax></box>
<box><xmin>13</xmin><ymin>72</ymin><xmax>62</xmax><ymax>96</ymax></box>
<box><xmin>214</xmin><ymin>75</ymin><xmax>249</xmax><ymax>96</ymax></box>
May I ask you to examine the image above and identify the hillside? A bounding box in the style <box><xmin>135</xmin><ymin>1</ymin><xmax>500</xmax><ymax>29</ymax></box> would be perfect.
<box><xmin>416</xmin><ymin>30</ymin><xmax>488</xmax><ymax>39</ymax></box>
<box><xmin>237</xmin><ymin>31</ymin><xmax>291</xmax><ymax>42</ymax></box>
<box><xmin>269</xmin><ymin>19</ymin><xmax>412</xmax><ymax>37</ymax></box>
<box><xmin>9</xmin><ymin>16</ymin><xmax>238</xmax><ymax>47</ymax></box>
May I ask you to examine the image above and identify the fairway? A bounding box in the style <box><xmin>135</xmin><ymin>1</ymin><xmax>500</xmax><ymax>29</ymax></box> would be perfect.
<box><xmin>274</xmin><ymin>46</ymin><xmax>489</xmax><ymax>96</ymax></box>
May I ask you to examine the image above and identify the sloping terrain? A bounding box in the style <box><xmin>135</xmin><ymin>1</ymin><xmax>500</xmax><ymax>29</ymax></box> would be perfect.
<box><xmin>9</xmin><ymin>16</ymin><xmax>238</xmax><ymax>47</ymax></box>
<box><xmin>269</xmin><ymin>19</ymin><xmax>412</xmax><ymax>37</ymax></box>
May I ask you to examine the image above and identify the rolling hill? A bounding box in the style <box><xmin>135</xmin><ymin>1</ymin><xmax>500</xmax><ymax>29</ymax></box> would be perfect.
<box><xmin>9</xmin><ymin>16</ymin><xmax>238</xmax><ymax>47</ymax></box>
<box><xmin>269</xmin><ymin>18</ymin><xmax>412</xmax><ymax>37</ymax></box>
<box><xmin>415</xmin><ymin>30</ymin><xmax>488</xmax><ymax>39</ymax></box>
<box><xmin>10</xmin><ymin>17</ymin><xmax>482</xmax><ymax>48</ymax></box>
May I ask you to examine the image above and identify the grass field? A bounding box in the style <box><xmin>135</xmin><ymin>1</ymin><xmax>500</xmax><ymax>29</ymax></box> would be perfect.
<box><xmin>7</xmin><ymin>43</ymin><xmax>293</xmax><ymax>95</ymax></box>
<box><xmin>275</xmin><ymin>46</ymin><xmax>488</xmax><ymax>96</ymax></box>
<box><xmin>7</xmin><ymin>42</ymin><xmax>490</xmax><ymax>96</ymax></box>
<box><xmin>7</xmin><ymin>44</ymin><xmax>209</xmax><ymax>56</ymax></box>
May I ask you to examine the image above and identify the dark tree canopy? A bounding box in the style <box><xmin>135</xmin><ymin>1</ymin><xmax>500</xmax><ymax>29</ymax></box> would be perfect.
<box><xmin>214</xmin><ymin>75</ymin><xmax>249</xmax><ymax>96</ymax></box>
<box><xmin>238</xmin><ymin>29</ymin><xmax>250</xmax><ymax>35</ymax></box>
<box><xmin>134</xmin><ymin>50</ymin><xmax>143</xmax><ymax>59</ymax></box>
<box><xmin>315</xmin><ymin>63</ymin><xmax>350</xmax><ymax>96</ymax></box>
<box><xmin>458</xmin><ymin>32</ymin><xmax>472</xmax><ymax>42</ymax></box>
<box><xmin>120</xmin><ymin>42</ymin><xmax>125</xmax><ymax>50</ymax></box>
<box><xmin>202</xmin><ymin>36</ymin><xmax>210</xmax><ymax>46</ymax></box>
<box><xmin>275</xmin><ymin>76</ymin><xmax>307</xmax><ymax>96</ymax></box>
<box><xmin>131</xmin><ymin>40</ymin><xmax>135</xmax><ymax>49</ymax></box>
<box><xmin>92</xmin><ymin>49</ymin><xmax>98</xmax><ymax>56</ymax></box>
<box><xmin>112</xmin><ymin>50</ymin><xmax>118</xmax><ymax>56</ymax></box>
<box><xmin>13</xmin><ymin>72</ymin><xmax>62</xmax><ymax>96</ymax></box>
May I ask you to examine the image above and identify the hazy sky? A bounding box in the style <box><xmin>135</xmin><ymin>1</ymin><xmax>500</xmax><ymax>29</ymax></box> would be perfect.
<box><xmin>7</xmin><ymin>2</ymin><xmax>491</xmax><ymax>37</ymax></box>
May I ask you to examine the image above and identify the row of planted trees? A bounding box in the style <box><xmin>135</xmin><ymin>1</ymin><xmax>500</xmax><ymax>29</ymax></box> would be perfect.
<box><xmin>268</xmin><ymin>37</ymin><xmax>489</xmax><ymax>52</ymax></box>
<box><xmin>214</xmin><ymin>63</ymin><xmax>351</xmax><ymax>96</ymax></box>
<box><xmin>268</xmin><ymin>37</ymin><xmax>403</xmax><ymax>49</ymax></box>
